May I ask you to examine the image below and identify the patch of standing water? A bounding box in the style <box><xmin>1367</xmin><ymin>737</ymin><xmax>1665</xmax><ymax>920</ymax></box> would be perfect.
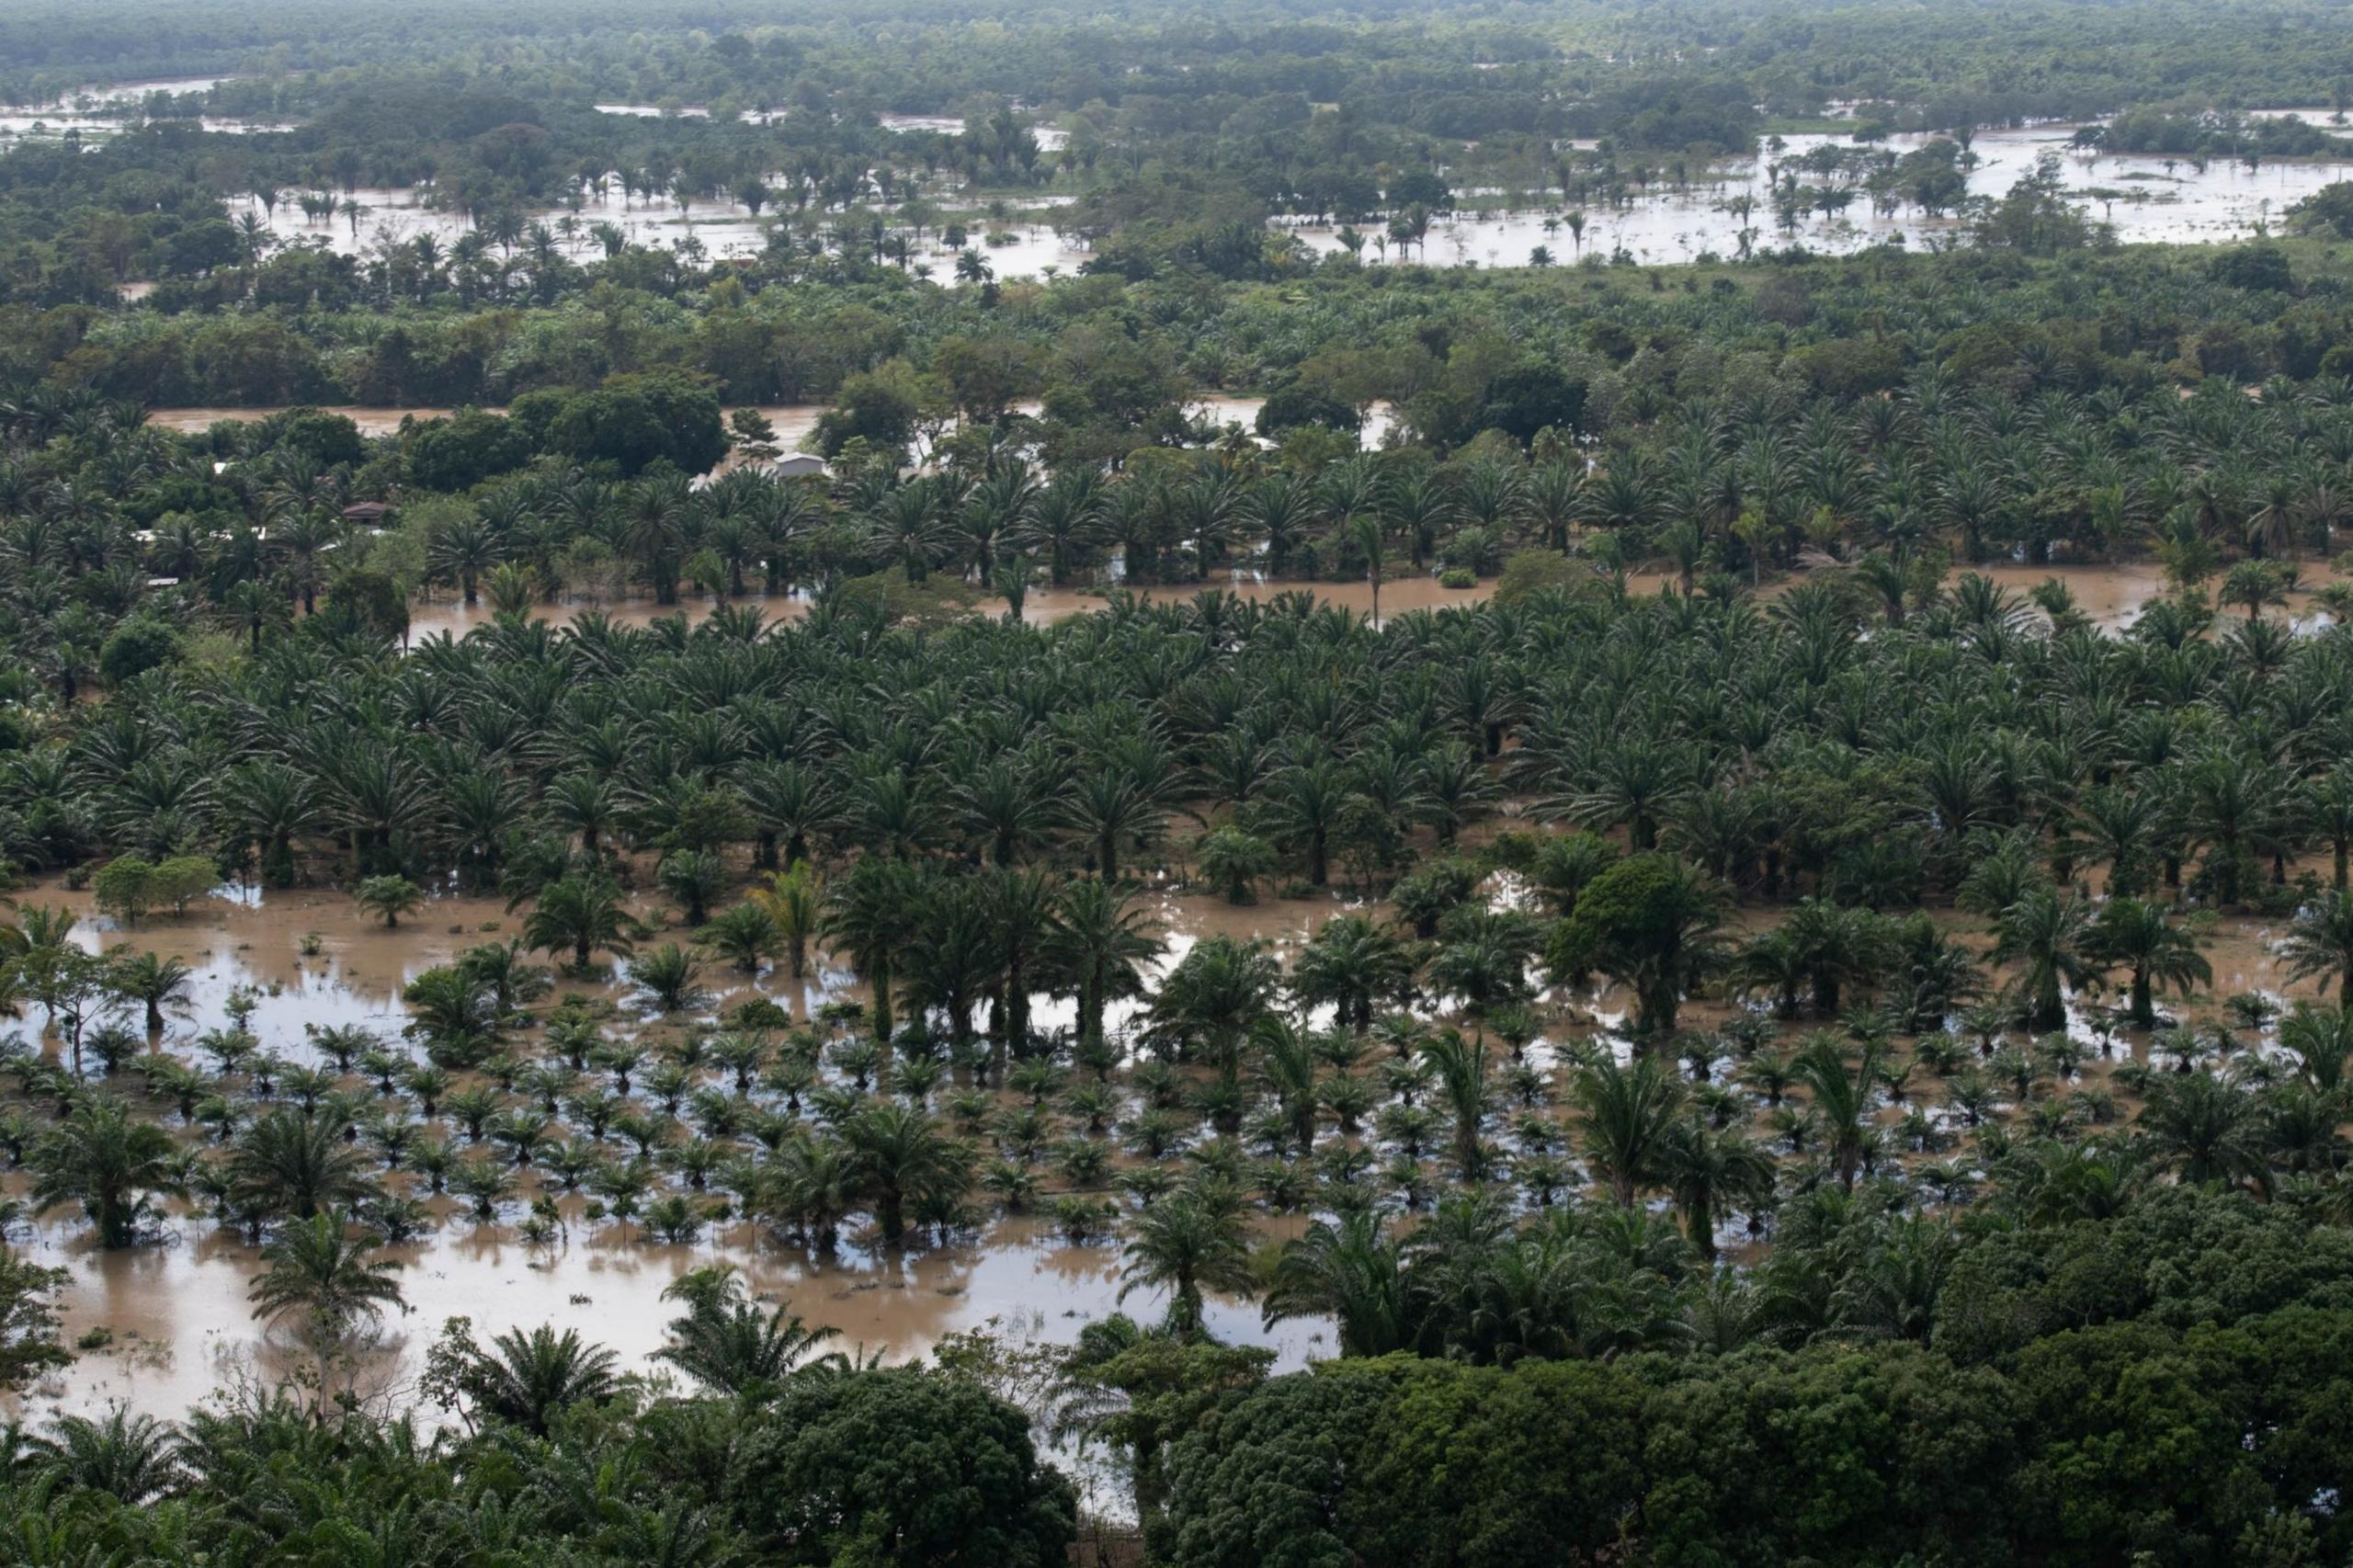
<box><xmin>10</xmin><ymin>872</ymin><xmax>1342</xmax><ymax>1427</ymax></box>
<box><xmin>7</xmin><ymin>1205</ymin><xmax>1318</xmax><ymax>1432</ymax></box>
<box><xmin>1284</xmin><ymin>122</ymin><xmax>2353</xmax><ymax>267</ymax></box>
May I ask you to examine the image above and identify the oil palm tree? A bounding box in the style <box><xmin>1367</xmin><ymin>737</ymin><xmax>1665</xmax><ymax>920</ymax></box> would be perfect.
<box><xmin>2088</xmin><ymin>896</ymin><xmax>2211</xmax><ymax>1028</ymax></box>
<box><xmin>1792</xmin><ymin>1034</ymin><xmax>1883</xmax><ymax>1190</ymax></box>
<box><xmin>842</xmin><ymin>1102</ymin><xmax>969</xmax><ymax>1244</ymax></box>
<box><xmin>654</xmin><ymin>1265</ymin><xmax>842</xmax><ymax>1393</ymax></box>
<box><xmin>247</xmin><ymin>1209</ymin><xmax>407</xmax><ymax>1342</ymax></box>
<box><xmin>1991</xmin><ymin>886</ymin><xmax>2097</xmax><ymax>1031</ymax></box>
<box><xmin>352</xmin><ymin>875</ymin><xmax>424</xmax><ymax>929</ymax></box>
<box><xmin>29</xmin><ymin>1094</ymin><xmax>181</xmax><ymax>1247</ymax></box>
<box><xmin>1251</xmin><ymin>1015</ymin><xmax>1321</xmax><ymax>1155</ymax></box>
<box><xmin>1042</xmin><ymin>876</ymin><xmax>1160</xmax><ymax>1052</ymax></box>
<box><xmin>631</xmin><ymin>943</ymin><xmax>705</xmax><ymax>1014</ymax></box>
<box><xmin>1260</xmin><ymin>755</ymin><xmax>1349</xmax><ymax>887</ymax></box>
<box><xmin>1665</xmin><ymin>1117</ymin><xmax>1775</xmax><ymax>1260</ymax></box>
<box><xmin>1118</xmin><ymin>1193</ymin><xmax>1255</xmax><ymax>1339</ymax></box>
<box><xmin>754</xmin><ymin>862</ymin><xmax>824</xmax><ymax>980</ymax></box>
<box><xmin>229</xmin><ymin>1108</ymin><xmax>375</xmax><ymax>1221</ymax></box>
<box><xmin>30</xmin><ymin>1407</ymin><xmax>180</xmax><ymax>1503</ymax></box>
<box><xmin>1292</xmin><ymin>914</ymin><xmax>1414</xmax><ymax>1032</ymax></box>
<box><xmin>1421</xmin><ymin>1030</ymin><xmax>1492</xmax><ymax>1179</ymax></box>
<box><xmin>1569</xmin><ymin>1052</ymin><xmax>1685</xmax><ymax>1208</ymax></box>
<box><xmin>1192</xmin><ymin>826</ymin><xmax>1276</xmax><ymax>905</ymax></box>
<box><xmin>1146</xmin><ymin>935</ymin><xmax>1280</xmax><ymax>1077</ymax></box>
<box><xmin>2138</xmin><ymin>1073</ymin><xmax>2269</xmax><ymax>1192</ymax></box>
<box><xmin>824</xmin><ymin>856</ymin><xmax>923</xmax><ymax>1038</ymax></box>
<box><xmin>108</xmin><ymin>951</ymin><xmax>191</xmax><ymax>1042</ymax></box>
<box><xmin>1061</xmin><ymin>766</ymin><xmax>1166</xmax><ymax>881</ymax></box>
<box><xmin>1261</xmin><ymin>1208</ymin><xmax>1414</xmax><ymax>1355</ymax></box>
<box><xmin>436</xmin><ymin>1323</ymin><xmax>620</xmax><ymax>1435</ymax></box>
<box><xmin>697</xmin><ymin>899</ymin><xmax>780</xmax><ymax>972</ymax></box>
<box><xmin>2281</xmin><ymin>887</ymin><xmax>2353</xmax><ymax>1006</ymax></box>
<box><xmin>523</xmin><ymin>873</ymin><xmax>636</xmax><ymax>973</ymax></box>
<box><xmin>2278</xmin><ymin>1003</ymin><xmax>2353</xmax><ymax>1093</ymax></box>
<box><xmin>765</xmin><ymin>1131</ymin><xmax>855</xmax><ymax>1250</ymax></box>
<box><xmin>985</xmin><ymin>866</ymin><xmax>1061</xmax><ymax>1052</ymax></box>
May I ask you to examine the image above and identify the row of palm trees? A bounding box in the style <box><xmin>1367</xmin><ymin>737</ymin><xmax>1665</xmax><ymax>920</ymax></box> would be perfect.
<box><xmin>346</xmin><ymin>370</ymin><xmax>2353</xmax><ymax>601</ymax></box>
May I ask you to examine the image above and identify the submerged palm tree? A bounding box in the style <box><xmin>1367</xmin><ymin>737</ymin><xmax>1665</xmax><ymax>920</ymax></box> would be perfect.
<box><xmin>842</xmin><ymin>1102</ymin><xmax>970</xmax><ymax>1244</ymax></box>
<box><xmin>824</xmin><ymin>856</ymin><xmax>922</xmax><ymax>1039</ymax></box>
<box><xmin>2281</xmin><ymin>888</ymin><xmax>2353</xmax><ymax>1006</ymax></box>
<box><xmin>1665</xmin><ymin>1118</ymin><xmax>1775</xmax><ymax>1260</ymax></box>
<box><xmin>1044</xmin><ymin>876</ymin><xmax>1160</xmax><ymax>1051</ymax></box>
<box><xmin>1261</xmin><ymin>1208</ymin><xmax>1414</xmax><ymax>1356</ymax></box>
<box><xmin>523</xmin><ymin>874</ymin><xmax>636</xmax><ymax>972</ymax></box>
<box><xmin>2088</xmin><ymin>896</ymin><xmax>2211</xmax><ymax>1028</ymax></box>
<box><xmin>1792</xmin><ymin>1035</ymin><xmax>1883</xmax><ymax>1190</ymax></box>
<box><xmin>1570</xmin><ymin>1052</ymin><xmax>1685</xmax><ymax>1208</ymax></box>
<box><xmin>108</xmin><ymin>952</ymin><xmax>192</xmax><ymax>1042</ymax></box>
<box><xmin>248</xmin><ymin>1210</ymin><xmax>407</xmax><ymax>1335</ymax></box>
<box><xmin>1991</xmin><ymin>887</ymin><xmax>2096</xmax><ymax>1031</ymax></box>
<box><xmin>229</xmin><ymin>1108</ymin><xmax>375</xmax><ymax>1221</ymax></box>
<box><xmin>753</xmin><ymin>862</ymin><xmax>824</xmax><ymax>980</ymax></box>
<box><xmin>654</xmin><ymin>1265</ymin><xmax>842</xmax><ymax>1393</ymax></box>
<box><xmin>30</xmin><ymin>1095</ymin><xmax>181</xmax><ymax>1248</ymax></box>
<box><xmin>1117</xmin><ymin>1193</ymin><xmax>1255</xmax><ymax>1339</ymax></box>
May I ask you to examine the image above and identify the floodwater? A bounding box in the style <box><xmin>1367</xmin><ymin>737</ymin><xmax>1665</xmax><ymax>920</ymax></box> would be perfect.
<box><xmin>144</xmin><ymin>402</ymin><xmax>831</xmax><ymax>450</ymax></box>
<box><xmin>197</xmin><ymin>119</ymin><xmax>2350</xmax><ymax>276</ymax></box>
<box><xmin>0</xmin><ymin>75</ymin><xmax>261</xmax><ymax>139</ymax></box>
<box><xmin>148</xmin><ymin>404</ymin><xmax>468</xmax><ymax>438</ymax></box>
<box><xmin>14</xmin><ymin>97</ymin><xmax>2344</xmax><ymax>274</ymax></box>
<box><xmin>142</xmin><ymin>397</ymin><xmax>1371</xmax><ymax>450</ymax></box>
<box><xmin>394</xmin><ymin>563</ymin><xmax>1483</xmax><ymax>641</ymax></box>
<box><xmin>35</xmin><ymin>867</ymin><xmax>1348</xmax><ymax>1057</ymax></box>
<box><xmin>11</xmin><ymin>1202</ymin><xmax>1315</xmax><ymax>1431</ymax></box>
<box><xmin>1976</xmin><ymin>557</ymin><xmax>2347</xmax><ymax>632</ymax></box>
<box><xmin>114</xmin><ymin>404</ymin><xmax>2346</xmax><ymax>640</ymax></box>
<box><xmin>0</xmin><ymin>112</ymin><xmax>289</xmax><ymax>139</ymax></box>
<box><xmin>214</xmin><ymin>177</ymin><xmax>1084</xmax><ymax>276</ymax></box>
<box><xmin>9</xmin><ymin>870</ymin><xmax>1347</xmax><ymax>1424</ymax></box>
<box><xmin>1286</xmin><ymin>121</ymin><xmax>2353</xmax><ymax>267</ymax></box>
<box><xmin>1974</xmin><ymin>560</ymin><xmax>2173</xmax><ymax>630</ymax></box>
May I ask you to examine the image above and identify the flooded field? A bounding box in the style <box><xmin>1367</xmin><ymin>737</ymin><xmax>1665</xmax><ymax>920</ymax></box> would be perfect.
<box><xmin>121</xmin><ymin>399</ymin><xmax>2346</xmax><ymax>639</ymax></box>
<box><xmin>5</xmin><ymin>799</ymin><xmax>2319</xmax><ymax>1427</ymax></box>
<box><xmin>146</xmin><ymin>403</ymin><xmax>832</xmax><ymax>449</ymax></box>
<box><xmin>14</xmin><ymin>1201</ymin><xmax>1314</xmax><ymax>1429</ymax></box>
<box><xmin>1290</xmin><ymin>120</ymin><xmax>2353</xmax><ymax>267</ymax></box>
<box><xmin>145</xmin><ymin>396</ymin><xmax>1369</xmax><ymax>449</ymax></box>
<box><xmin>53</xmin><ymin>113</ymin><xmax>2336</xmax><ymax>283</ymax></box>
<box><xmin>211</xmin><ymin>175</ymin><xmax>1084</xmax><ymax>276</ymax></box>
<box><xmin>4</xmin><ymin>869</ymin><xmax>1348</xmax><ymax>1425</ymax></box>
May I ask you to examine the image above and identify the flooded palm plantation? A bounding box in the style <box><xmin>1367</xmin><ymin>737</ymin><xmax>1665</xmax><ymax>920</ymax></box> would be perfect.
<box><xmin>8</xmin><ymin>6</ymin><xmax>2353</xmax><ymax>1557</ymax></box>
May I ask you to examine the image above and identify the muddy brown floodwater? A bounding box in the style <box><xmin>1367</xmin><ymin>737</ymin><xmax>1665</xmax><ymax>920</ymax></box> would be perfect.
<box><xmin>9</xmin><ymin>846</ymin><xmax>2327</xmax><ymax>1431</ymax></box>
<box><xmin>144</xmin><ymin>397</ymin><xmax>1361</xmax><ymax>453</ymax></box>
<box><xmin>7</xmin><ymin>875</ymin><xmax>1352</xmax><ymax>1426</ymax></box>
<box><xmin>398</xmin><ymin>565</ymin><xmax>1485</xmax><ymax>642</ymax></box>
<box><xmin>34</xmin><ymin>874</ymin><xmax>1353</xmax><ymax>1074</ymax></box>
<box><xmin>8</xmin><ymin>1202</ymin><xmax>1320</xmax><ymax>1435</ymax></box>
<box><xmin>398</xmin><ymin>557</ymin><xmax>2332</xmax><ymax>642</ymax></box>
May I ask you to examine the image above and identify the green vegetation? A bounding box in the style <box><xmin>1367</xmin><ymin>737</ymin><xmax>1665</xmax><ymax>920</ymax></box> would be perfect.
<box><xmin>3</xmin><ymin>0</ymin><xmax>2353</xmax><ymax>1562</ymax></box>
